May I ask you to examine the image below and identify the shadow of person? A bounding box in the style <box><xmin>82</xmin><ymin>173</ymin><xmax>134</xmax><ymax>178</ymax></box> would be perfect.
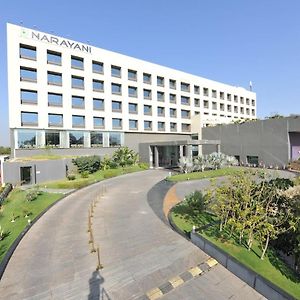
<box><xmin>88</xmin><ymin>270</ymin><xmax>104</xmax><ymax>300</ymax></box>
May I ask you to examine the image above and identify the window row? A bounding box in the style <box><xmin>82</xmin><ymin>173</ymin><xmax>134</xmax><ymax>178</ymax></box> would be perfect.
<box><xmin>17</xmin><ymin>130</ymin><xmax>122</xmax><ymax>149</ymax></box>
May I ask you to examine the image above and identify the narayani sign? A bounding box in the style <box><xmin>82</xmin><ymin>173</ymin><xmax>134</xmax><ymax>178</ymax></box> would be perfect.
<box><xmin>21</xmin><ymin>28</ymin><xmax>92</xmax><ymax>54</ymax></box>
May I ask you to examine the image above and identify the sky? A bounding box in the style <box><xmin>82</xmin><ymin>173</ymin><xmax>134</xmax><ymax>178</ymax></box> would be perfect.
<box><xmin>0</xmin><ymin>0</ymin><xmax>300</xmax><ymax>146</ymax></box>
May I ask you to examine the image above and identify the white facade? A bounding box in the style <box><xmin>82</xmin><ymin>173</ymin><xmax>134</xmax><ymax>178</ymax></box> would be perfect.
<box><xmin>7</xmin><ymin>23</ymin><xmax>256</xmax><ymax>151</ymax></box>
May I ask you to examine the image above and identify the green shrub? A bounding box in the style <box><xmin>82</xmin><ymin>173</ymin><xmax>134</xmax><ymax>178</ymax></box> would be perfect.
<box><xmin>138</xmin><ymin>162</ymin><xmax>149</xmax><ymax>170</ymax></box>
<box><xmin>112</xmin><ymin>147</ymin><xmax>138</xmax><ymax>167</ymax></box>
<box><xmin>25</xmin><ymin>190</ymin><xmax>39</xmax><ymax>201</ymax></box>
<box><xmin>67</xmin><ymin>174</ymin><xmax>76</xmax><ymax>180</ymax></box>
<box><xmin>81</xmin><ymin>171</ymin><xmax>89</xmax><ymax>178</ymax></box>
<box><xmin>100</xmin><ymin>155</ymin><xmax>111</xmax><ymax>170</ymax></box>
<box><xmin>72</xmin><ymin>155</ymin><xmax>101</xmax><ymax>174</ymax></box>
<box><xmin>109</xmin><ymin>161</ymin><xmax>119</xmax><ymax>169</ymax></box>
<box><xmin>185</xmin><ymin>190</ymin><xmax>206</xmax><ymax>214</ymax></box>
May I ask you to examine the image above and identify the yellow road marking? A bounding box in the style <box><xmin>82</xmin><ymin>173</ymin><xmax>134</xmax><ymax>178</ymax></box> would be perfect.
<box><xmin>146</xmin><ymin>287</ymin><xmax>163</xmax><ymax>300</ymax></box>
<box><xmin>169</xmin><ymin>276</ymin><xmax>184</xmax><ymax>288</ymax></box>
<box><xmin>188</xmin><ymin>266</ymin><xmax>203</xmax><ymax>277</ymax></box>
<box><xmin>207</xmin><ymin>257</ymin><xmax>218</xmax><ymax>268</ymax></box>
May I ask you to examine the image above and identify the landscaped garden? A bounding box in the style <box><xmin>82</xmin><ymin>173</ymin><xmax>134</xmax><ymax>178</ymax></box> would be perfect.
<box><xmin>170</xmin><ymin>170</ymin><xmax>300</xmax><ymax>299</ymax></box>
<box><xmin>0</xmin><ymin>147</ymin><xmax>147</xmax><ymax>264</ymax></box>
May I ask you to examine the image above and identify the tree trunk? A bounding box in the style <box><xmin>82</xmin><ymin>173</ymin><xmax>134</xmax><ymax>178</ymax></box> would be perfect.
<box><xmin>261</xmin><ymin>234</ymin><xmax>270</xmax><ymax>260</ymax></box>
<box><xmin>239</xmin><ymin>228</ymin><xmax>244</xmax><ymax>244</ymax></box>
<box><xmin>219</xmin><ymin>220</ymin><xmax>223</xmax><ymax>232</ymax></box>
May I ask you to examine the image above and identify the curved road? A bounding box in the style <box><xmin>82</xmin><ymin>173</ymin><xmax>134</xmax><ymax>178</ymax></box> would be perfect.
<box><xmin>0</xmin><ymin>170</ymin><xmax>265</xmax><ymax>299</ymax></box>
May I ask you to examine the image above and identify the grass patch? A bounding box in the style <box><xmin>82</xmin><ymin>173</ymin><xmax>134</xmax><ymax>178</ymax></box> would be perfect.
<box><xmin>42</xmin><ymin>165</ymin><xmax>146</xmax><ymax>189</ymax></box>
<box><xmin>171</xmin><ymin>206</ymin><xmax>300</xmax><ymax>299</ymax></box>
<box><xmin>12</xmin><ymin>154</ymin><xmax>78</xmax><ymax>162</ymax></box>
<box><xmin>167</xmin><ymin>167</ymin><xmax>244</xmax><ymax>182</ymax></box>
<box><xmin>0</xmin><ymin>189</ymin><xmax>62</xmax><ymax>263</ymax></box>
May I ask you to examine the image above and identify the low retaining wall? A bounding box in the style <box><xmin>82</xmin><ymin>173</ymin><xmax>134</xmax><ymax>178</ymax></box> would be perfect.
<box><xmin>191</xmin><ymin>231</ymin><xmax>295</xmax><ymax>300</ymax></box>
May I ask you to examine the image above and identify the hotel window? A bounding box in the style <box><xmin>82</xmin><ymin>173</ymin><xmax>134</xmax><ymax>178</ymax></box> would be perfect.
<box><xmin>20</xmin><ymin>44</ymin><xmax>36</xmax><ymax>60</ymax></box>
<box><xmin>246</xmin><ymin>108</ymin><xmax>250</xmax><ymax>115</ymax></box>
<box><xmin>227</xmin><ymin>93</ymin><xmax>232</xmax><ymax>101</ymax></box>
<box><xmin>111</xmin><ymin>83</ymin><xmax>122</xmax><ymax>94</ymax></box>
<box><xmin>240</xmin><ymin>97</ymin><xmax>244</xmax><ymax>104</ymax></box>
<box><xmin>129</xmin><ymin>103</ymin><xmax>138</xmax><ymax>114</ymax></box>
<box><xmin>72</xmin><ymin>115</ymin><xmax>85</xmax><ymax>128</ymax></box>
<box><xmin>21</xmin><ymin>112</ymin><xmax>38</xmax><ymax>126</ymax></box>
<box><xmin>234</xmin><ymin>106</ymin><xmax>238</xmax><ymax>113</ymax></box>
<box><xmin>169</xmin><ymin>79</ymin><xmax>176</xmax><ymax>89</ymax></box>
<box><xmin>234</xmin><ymin>95</ymin><xmax>238</xmax><ymax>103</ymax></box>
<box><xmin>109</xmin><ymin>132</ymin><xmax>122</xmax><ymax>147</ymax></box>
<box><xmin>72</xmin><ymin>75</ymin><xmax>84</xmax><ymax>89</ymax></box>
<box><xmin>212</xmin><ymin>102</ymin><xmax>217</xmax><ymax>110</ymax></box>
<box><xmin>45</xmin><ymin>132</ymin><xmax>60</xmax><ymax>147</ymax></box>
<box><xmin>93</xmin><ymin>80</ymin><xmax>104</xmax><ymax>92</ymax></box>
<box><xmin>144</xmin><ymin>120</ymin><xmax>152</xmax><ymax>130</ymax></box>
<box><xmin>220</xmin><ymin>91</ymin><xmax>225</xmax><ymax>100</ymax></box>
<box><xmin>157</xmin><ymin>91</ymin><xmax>164</xmax><ymax>101</ymax></box>
<box><xmin>48</xmin><ymin>72</ymin><xmax>62</xmax><ymax>86</ymax></box>
<box><xmin>93</xmin><ymin>98</ymin><xmax>104</xmax><ymax>110</ymax></box>
<box><xmin>252</xmin><ymin>99</ymin><xmax>255</xmax><ymax>106</ymax></box>
<box><xmin>220</xmin><ymin>103</ymin><xmax>225</xmax><ymax>111</ymax></box>
<box><xmin>182</xmin><ymin>123</ymin><xmax>191</xmax><ymax>132</ymax></box>
<box><xmin>21</xmin><ymin>89</ymin><xmax>37</xmax><ymax>104</ymax></box>
<box><xmin>181</xmin><ymin>96</ymin><xmax>190</xmax><ymax>105</ymax></box>
<box><xmin>69</xmin><ymin>131</ymin><xmax>84</xmax><ymax>147</ymax></box>
<box><xmin>20</xmin><ymin>67</ymin><xmax>37</xmax><ymax>82</ymax></box>
<box><xmin>227</xmin><ymin>104</ymin><xmax>232</xmax><ymax>112</ymax></box>
<box><xmin>48</xmin><ymin>93</ymin><xmax>62</xmax><ymax>107</ymax></box>
<box><xmin>144</xmin><ymin>105</ymin><xmax>152</xmax><ymax>115</ymax></box>
<box><xmin>128</xmin><ymin>86</ymin><xmax>137</xmax><ymax>97</ymax></box>
<box><xmin>112</xmin><ymin>101</ymin><xmax>122</xmax><ymax>112</ymax></box>
<box><xmin>246</xmin><ymin>98</ymin><xmax>250</xmax><ymax>105</ymax></box>
<box><xmin>47</xmin><ymin>50</ymin><xmax>61</xmax><ymax>65</ymax></box>
<box><xmin>181</xmin><ymin>82</ymin><xmax>190</xmax><ymax>92</ymax></box>
<box><xmin>194</xmin><ymin>98</ymin><xmax>200</xmax><ymax>107</ymax></box>
<box><xmin>194</xmin><ymin>85</ymin><xmax>200</xmax><ymax>94</ymax></box>
<box><xmin>181</xmin><ymin>110</ymin><xmax>190</xmax><ymax>119</ymax></box>
<box><xmin>93</xmin><ymin>117</ymin><xmax>105</xmax><ymax>128</ymax></box>
<box><xmin>169</xmin><ymin>93</ymin><xmax>176</xmax><ymax>103</ymax></box>
<box><xmin>158</xmin><ymin>121</ymin><xmax>165</xmax><ymax>131</ymax></box>
<box><xmin>91</xmin><ymin>132</ymin><xmax>103</xmax><ymax>147</ymax></box>
<box><xmin>203</xmin><ymin>100</ymin><xmax>209</xmax><ymax>109</ymax></box>
<box><xmin>157</xmin><ymin>107</ymin><xmax>165</xmax><ymax>116</ymax></box>
<box><xmin>129</xmin><ymin>119</ymin><xmax>138</xmax><ymax>130</ymax></box>
<box><xmin>170</xmin><ymin>122</ymin><xmax>177</xmax><ymax>132</ymax></box>
<box><xmin>72</xmin><ymin>96</ymin><xmax>85</xmax><ymax>109</ymax></box>
<box><xmin>71</xmin><ymin>56</ymin><xmax>84</xmax><ymax>70</ymax></box>
<box><xmin>240</xmin><ymin>107</ymin><xmax>244</xmax><ymax>114</ymax></box>
<box><xmin>143</xmin><ymin>73</ymin><xmax>151</xmax><ymax>84</ymax></box>
<box><xmin>203</xmin><ymin>87</ymin><xmax>209</xmax><ymax>96</ymax></box>
<box><xmin>212</xmin><ymin>90</ymin><xmax>217</xmax><ymax>98</ymax></box>
<box><xmin>252</xmin><ymin>109</ymin><xmax>255</xmax><ymax>116</ymax></box>
<box><xmin>157</xmin><ymin>76</ymin><xmax>164</xmax><ymax>87</ymax></box>
<box><xmin>143</xmin><ymin>89</ymin><xmax>152</xmax><ymax>99</ymax></box>
<box><xmin>111</xmin><ymin>65</ymin><xmax>121</xmax><ymax>77</ymax></box>
<box><xmin>170</xmin><ymin>108</ymin><xmax>177</xmax><ymax>118</ymax></box>
<box><xmin>128</xmin><ymin>69</ymin><xmax>137</xmax><ymax>81</ymax></box>
<box><xmin>92</xmin><ymin>61</ymin><xmax>104</xmax><ymax>74</ymax></box>
<box><xmin>112</xmin><ymin>118</ymin><xmax>122</xmax><ymax>129</ymax></box>
<box><xmin>18</xmin><ymin>130</ymin><xmax>36</xmax><ymax>148</ymax></box>
<box><xmin>48</xmin><ymin>114</ymin><xmax>63</xmax><ymax>127</ymax></box>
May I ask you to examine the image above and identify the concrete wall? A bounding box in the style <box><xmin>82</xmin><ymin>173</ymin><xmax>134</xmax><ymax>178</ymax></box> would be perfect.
<box><xmin>3</xmin><ymin>159</ymin><xmax>74</xmax><ymax>185</ymax></box>
<box><xmin>202</xmin><ymin>116</ymin><xmax>300</xmax><ymax>166</ymax></box>
<box><xmin>191</xmin><ymin>232</ymin><xmax>293</xmax><ymax>300</ymax></box>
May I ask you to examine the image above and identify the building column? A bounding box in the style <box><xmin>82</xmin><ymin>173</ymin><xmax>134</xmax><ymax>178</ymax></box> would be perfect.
<box><xmin>149</xmin><ymin>146</ymin><xmax>153</xmax><ymax>168</ymax></box>
<box><xmin>216</xmin><ymin>144</ymin><xmax>221</xmax><ymax>153</ymax></box>
<box><xmin>154</xmin><ymin>146</ymin><xmax>159</xmax><ymax>168</ymax></box>
<box><xmin>187</xmin><ymin>145</ymin><xmax>192</xmax><ymax>159</ymax></box>
<box><xmin>179</xmin><ymin>145</ymin><xmax>184</xmax><ymax>158</ymax></box>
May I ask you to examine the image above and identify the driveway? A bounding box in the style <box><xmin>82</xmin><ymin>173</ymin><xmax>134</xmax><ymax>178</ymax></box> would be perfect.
<box><xmin>0</xmin><ymin>170</ymin><xmax>265</xmax><ymax>299</ymax></box>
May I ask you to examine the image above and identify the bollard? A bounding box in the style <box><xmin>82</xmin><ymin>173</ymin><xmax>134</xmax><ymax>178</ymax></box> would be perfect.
<box><xmin>96</xmin><ymin>246</ymin><xmax>103</xmax><ymax>270</ymax></box>
<box><xmin>89</xmin><ymin>227</ymin><xmax>93</xmax><ymax>244</ymax></box>
<box><xmin>90</xmin><ymin>230</ymin><xmax>96</xmax><ymax>253</ymax></box>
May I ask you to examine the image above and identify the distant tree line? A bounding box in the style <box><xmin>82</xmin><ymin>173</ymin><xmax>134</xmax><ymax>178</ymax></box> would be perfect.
<box><xmin>0</xmin><ymin>147</ymin><xmax>10</xmax><ymax>155</ymax></box>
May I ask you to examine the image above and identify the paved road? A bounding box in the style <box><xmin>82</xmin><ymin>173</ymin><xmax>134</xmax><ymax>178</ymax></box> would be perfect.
<box><xmin>0</xmin><ymin>170</ymin><xmax>265</xmax><ymax>299</ymax></box>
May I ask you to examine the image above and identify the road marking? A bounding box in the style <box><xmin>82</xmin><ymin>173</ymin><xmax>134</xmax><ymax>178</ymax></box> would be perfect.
<box><xmin>188</xmin><ymin>266</ymin><xmax>203</xmax><ymax>277</ymax></box>
<box><xmin>146</xmin><ymin>287</ymin><xmax>163</xmax><ymax>300</ymax></box>
<box><xmin>207</xmin><ymin>257</ymin><xmax>218</xmax><ymax>268</ymax></box>
<box><xmin>169</xmin><ymin>276</ymin><xmax>184</xmax><ymax>288</ymax></box>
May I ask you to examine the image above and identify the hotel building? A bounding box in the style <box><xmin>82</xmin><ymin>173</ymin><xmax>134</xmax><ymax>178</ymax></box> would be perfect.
<box><xmin>7</xmin><ymin>23</ymin><xmax>256</xmax><ymax>165</ymax></box>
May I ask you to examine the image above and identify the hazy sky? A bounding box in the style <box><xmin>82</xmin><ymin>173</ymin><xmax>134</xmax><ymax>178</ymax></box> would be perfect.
<box><xmin>1</xmin><ymin>0</ymin><xmax>300</xmax><ymax>146</ymax></box>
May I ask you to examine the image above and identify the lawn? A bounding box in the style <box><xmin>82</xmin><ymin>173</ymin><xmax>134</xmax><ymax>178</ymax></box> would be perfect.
<box><xmin>43</xmin><ymin>165</ymin><xmax>146</xmax><ymax>189</ymax></box>
<box><xmin>167</xmin><ymin>167</ymin><xmax>245</xmax><ymax>182</ymax></box>
<box><xmin>0</xmin><ymin>189</ymin><xmax>62</xmax><ymax>263</ymax></box>
<box><xmin>170</xmin><ymin>206</ymin><xmax>300</xmax><ymax>299</ymax></box>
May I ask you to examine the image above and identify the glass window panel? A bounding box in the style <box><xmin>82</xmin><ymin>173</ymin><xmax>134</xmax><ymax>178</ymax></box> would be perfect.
<box><xmin>128</xmin><ymin>69</ymin><xmax>137</xmax><ymax>80</ymax></box>
<box><xmin>45</xmin><ymin>132</ymin><xmax>60</xmax><ymax>147</ymax></box>
<box><xmin>69</xmin><ymin>131</ymin><xmax>84</xmax><ymax>147</ymax></box>
<box><xmin>111</xmin><ymin>65</ymin><xmax>121</xmax><ymax>77</ymax></box>
<box><xmin>129</xmin><ymin>119</ymin><xmax>138</xmax><ymax>129</ymax></box>
<box><xmin>112</xmin><ymin>101</ymin><xmax>122</xmax><ymax>111</ymax></box>
<box><xmin>18</xmin><ymin>130</ymin><xmax>36</xmax><ymax>148</ymax></box>
<box><xmin>21</xmin><ymin>90</ymin><xmax>37</xmax><ymax>104</ymax></box>
<box><xmin>21</xmin><ymin>112</ymin><xmax>38</xmax><ymax>125</ymax></box>
<box><xmin>48</xmin><ymin>72</ymin><xmax>62</xmax><ymax>85</ymax></box>
<box><xmin>129</xmin><ymin>103</ymin><xmax>137</xmax><ymax>113</ymax></box>
<box><xmin>143</xmin><ymin>73</ymin><xmax>151</xmax><ymax>84</ymax></box>
<box><xmin>91</xmin><ymin>132</ymin><xmax>103</xmax><ymax>147</ymax></box>
<box><xmin>93</xmin><ymin>98</ymin><xmax>104</xmax><ymax>110</ymax></box>
<box><xmin>20</xmin><ymin>67</ymin><xmax>37</xmax><ymax>81</ymax></box>
<box><xmin>72</xmin><ymin>115</ymin><xmax>85</xmax><ymax>127</ymax></box>
<box><xmin>92</xmin><ymin>61</ymin><xmax>104</xmax><ymax>73</ymax></box>
<box><xmin>48</xmin><ymin>93</ymin><xmax>62</xmax><ymax>106</ymax></box>
<box><xmin>109</xmin><ymin>132</ymin><xmax>121</xmax><ymax>146</ymax></box>
<box><xmin>72</xmin><ymin>96</ymin><xmax>85</xmax><ymax>108</ymax></box>
<box><xmin>48</xmin><ymin>114</ymin><xmax>63</xmax><ymax>126</ymax></box>
<box><xmin>111</xmin><ymin>83</ymin><xmax>121</xmax><ymax>94</ymax></box>
<box><xmin>20</xmin><ymin>44</ymin><xmax>36</xmax><ymax>59</ymax></box>
<box><xmin>71</xmin><ymin>56</ymin><xmax>84</xmax><ymax>69</ymax></box>
<box><xmin>128</xmin><ymin>86</ymin><xmax>137</xmax><ymax>97</ymax></box>
<box><xmin>47</xmin><ymin>50</ymin><xmax>61</xmax><ymax>65</ymax></box>
<box><xmin>72</xmin><ymin>76</ymin><xmax>84</xmax><ymax>88</ymax></box>
<box><xmin>93</xmin><ymin>117</ymin><xmax>104</xmax><ymax>127</ymax></box>
<box><xmin>112</xmin><ymin>118</ymin><xmax>122</xmax><ymax>128</ymax></box>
